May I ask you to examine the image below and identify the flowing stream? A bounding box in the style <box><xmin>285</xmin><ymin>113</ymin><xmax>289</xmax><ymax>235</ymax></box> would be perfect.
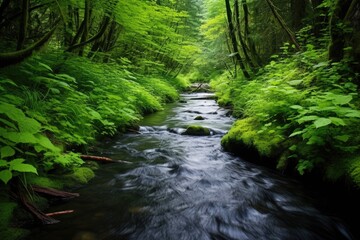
<box><xmin>27</xmin><ymin>93</ymin><xmax>354</xmax><ymax>240</ymax></box>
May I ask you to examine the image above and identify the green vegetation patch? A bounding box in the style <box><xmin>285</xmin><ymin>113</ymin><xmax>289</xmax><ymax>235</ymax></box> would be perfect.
<box><xmin>182</xmin><ymin>125</ymin><xmax>211</xmax><ymax>136</ymax></box>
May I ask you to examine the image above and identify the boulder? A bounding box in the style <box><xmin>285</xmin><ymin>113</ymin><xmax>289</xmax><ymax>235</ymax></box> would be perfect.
<box><xmin>194</xmin><ymin>116</ymin><xmax>205</xmax><ymax>120</ymax></box>
<box><xmin>182</xmin><ymin>125</ymin><xmax>210</xmax><ymax>136</ymax></box>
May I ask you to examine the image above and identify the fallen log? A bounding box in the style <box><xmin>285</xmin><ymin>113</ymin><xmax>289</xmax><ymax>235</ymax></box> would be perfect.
<box><xmin>80</xmin><ymin>155</ymin><xmax>131</xmax><ymax>164</ymax></box>
<box><xmin>45</xmin><ymin>210</ymin><xmax>74</xmax><ymax>217</ymax></box>
<box><xmin>32</xmin><ymin>186</ymin><xmax>79</xmax><ymax>198</ymax></box>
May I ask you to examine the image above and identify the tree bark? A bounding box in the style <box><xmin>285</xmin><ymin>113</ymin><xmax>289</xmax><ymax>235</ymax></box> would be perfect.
<box><xmin>0</xmin><ymin>19</ymin><xmax>60</xmax><ymax>67</ymax></box>
<box><xmin>66</xmin><ymin>16</ymin><xmax>110</xmax><ymax>52</ymax></box>
<box><xmin>329</xmin><ymin>0</ymin><xmax>353</xmax><ymax>62</ymax></box>
<box><xmin>17</xmin><ymin>0</ymin><xmax>30</xmax><ymax>50</ymax></box>
<box><xmin>78</xmin><ymin>0</ymin><xmax>90</xmax><ymax>56</ymax></box>
<box><xmin>234</xmin><ymin>0</ymin><xmax>255</xmax><ymax>71</ymax></box>
<box><xmin>265</xmin><ymin>0</ymin><xmax>301</xmax><ymax>51</ymax></box>
<box><xmin>224</xmin><ymin>0</ymin><xmax>250</xmax><ymax>79</ymax></box>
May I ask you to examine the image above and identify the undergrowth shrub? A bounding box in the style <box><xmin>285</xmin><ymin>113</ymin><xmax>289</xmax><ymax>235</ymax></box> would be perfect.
<box><xmin>0</xmin><ymin>50</ymin><xmax>182</xmax><ymax>186</ymax></box>
<box><xmin>216</xmin><ymin>43</ymin><xmax>360</xmax><ymax>187</ymax></box>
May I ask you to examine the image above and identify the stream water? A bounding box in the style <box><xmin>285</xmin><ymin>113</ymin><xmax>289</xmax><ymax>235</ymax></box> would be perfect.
<box><xmin>27</xmin><ymin>93</ymin><xmax>355</xmax><ymax>240</ymax></box>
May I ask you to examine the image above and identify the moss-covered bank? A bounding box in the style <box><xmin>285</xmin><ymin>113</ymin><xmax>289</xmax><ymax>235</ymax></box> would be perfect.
<box><xmin>212</xmin><ymin>45</ymin><xmax>360</xmax><ymax>188</ymax></box>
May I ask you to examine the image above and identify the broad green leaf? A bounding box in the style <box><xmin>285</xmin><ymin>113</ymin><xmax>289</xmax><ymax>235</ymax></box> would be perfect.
<box><xmin>3</xmin><ymin>132</ymin><xmax>38</xmax><ymax>144</ymax></box>
<box><xmin>345</xmin><ymin>110</ymin><xmax>360</xmax><ymax>118</ymax></box>
<box><xmin>9</xmin><ymin>158</ymin><xmax>25</xmax><ymax>167</ymax></box>
<box><xmin>334</xmin><ymin>135</ymin><xmax>349</xmax><ymax>142</ymax></box>
<box><xmin>288</xmin><ymin>80</ymin><xmax>303</xmax><ymax>86</ymax></box>
<box><xmin>0</xmin><ymin>102</ymin><xmax>25</xmax><ymax>124</ymax></box>
<box><xmin>0</xmin><ymin>160</ymin><xmax>8</xmax><ymax>167</ymax></box>
<box><xmin>314</xmin><ymin>118</ymin><xmax>332</xmax><ymax>128</ymax></box>
<box><xmin>18</xmin><ymin>117</ymin><xmax>41</xmax><ymax>134</ymax></box>
<box><xmin>329</xmin><ymin>117</ymin><xmax>346</xmax><ymax>126</ymax></box>
<box><xmin>290</xmin><ymin>105</ymin><xmax>303</xmax><ymax>110</ymax></box>
<box><xmin>0</xmin><ymin>170</ymin><xmax>12</xmax><ymax>184</ymax></box>
<box><xmin>307</xmin><ymin>135</ymin><xmax>324</xmax><ymax>145</ymax></box>
<box><xmin>289</xmin><ymin>130</ymin><xmax>305</xmax><ymax>137</ymax></box>
<box><xmin>0</xmin><ymin>146</ymin><xmax>15</xmax><ymax>159</ymax></box>
<box><xmin>331</xmin><ymin>95</ymin><xmax>352</xmax><ymax>105</ymax></box>
<box><xmin>289</xmin><ymin>145</ymin><xmax>297</xmax><ymax>151</ymax></box>
<box><xmin>297</xmin><ymin>115</ymin><xmax>318</xmax><ymax>124</ymax></box>
<box><xmin>35</xmin><ymin>134</ymin><xmax>60</xmax><ymax>152</ymax></box>
<box><xmin>11</xmin><ymin>163</ymin><xmax>37</xmax><ymax>174</ymax></box>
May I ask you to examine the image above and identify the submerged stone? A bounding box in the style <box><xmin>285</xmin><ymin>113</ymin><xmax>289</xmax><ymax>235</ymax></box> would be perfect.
<box><xmin>182</xmin><ymin>125</ymin><xmax>210</xmax><ymax>136</ymax></box>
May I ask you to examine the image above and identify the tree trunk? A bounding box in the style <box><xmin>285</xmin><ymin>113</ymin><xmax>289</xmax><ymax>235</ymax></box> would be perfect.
<box><xmin>78</xmin><ymin>0</ymin><xmax>90</xmax><ymax>56</ymax></box>
<box><xmin>242</xmin><ymin>0</ymin><xmax>262</xmax><ymax>66</ymax></box>
<box><xmin>329</xmin><ymin>0</ymin><xmax>353</xmax><ymax>62</ymax></box>
<box><xmin>0</xmin><ymin>19</ymin><xmax>60</xmax><ymax>67</ymax></box>
<box><xmin>291</xmin><ymin>0</ymin><xmax>306</xmax><ymax>30</ymax></box>
<box><xmin>234</xmin><ymin>0</ymin><xmax>255</xmax><ymax>71</ymax></box>
<box><xmin>17</xmin><ymin>0</ymin><xmax>29</xmax><ymax>50</ymax></box>
<box><xmin>224</xmin><ymin>0</ymin><xmax>250</xmax><ymax>79</ymax></box>
<box><xmin>265</xmin><ymin>0</ymin><xmax>301</xmax><ymax>51</ymax></box>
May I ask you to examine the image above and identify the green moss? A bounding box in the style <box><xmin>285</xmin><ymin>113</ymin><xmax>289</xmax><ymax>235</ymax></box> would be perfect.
<box><xmin>27</xmin><ymin>176</ymin><xmax>64</xmax><ymax>189</ymax></box>
<box><xmin>221</xmin><ymin>118</ymin><xmax>284</xmax><ymax>157</ymax></box>
<box><xmin>71</xmin><ymin>167</ymin><xmax>95</xmax><ymax>184</ymax></box>
<box><xmin>182</xmin><ymin>125</ymin><xmax>210</xmax><ymax>136</ymax></box>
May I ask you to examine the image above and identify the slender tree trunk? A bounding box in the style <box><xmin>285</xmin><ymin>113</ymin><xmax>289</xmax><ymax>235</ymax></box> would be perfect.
<box><xmin>265</xmin><ymin>0</ymin><xmax>301</xmax><ymax>51</ymax></box>
<box><xmin>224</xmin><ymin>0</ymin><xmax>250</xmax><ymax>79</ymax></box>
<box><xmin>79</xmin><ymin>0</ymin><xmax>90</xmax><ymax>56</ymax></box>
<box><xmin>0</xmin><ymin>19</ymin><xmax>60</xmax><ymax>67</ymax></box>
<box><xmin>17</xmin><ymin>0</ymin><xmax>29</xmax><ymax>50</ymax></box>
<box><xmin>234</xmin><ymin>0</ymin><xmax>255</xmax><ymax>71</ymax></box>
<box><xmin>329</xmin><ymin>0</ymin><xmax>356</xmax><ymax>62</ymax></box>
<box><xmin>242</xmin><ymin>0</ymin><xmax>262</xmax><ymax>66</ymax></box>
<box><xmin>291</xmin><ymin>0</ymin><xmax>306</xmax><ymax>30</ymax></box>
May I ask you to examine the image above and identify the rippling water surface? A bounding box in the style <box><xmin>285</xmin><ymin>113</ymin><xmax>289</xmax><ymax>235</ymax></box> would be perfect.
<box><xmin>27</xmin><ymin>93</ymin><xmax>354</xmax><ymax>240</ymax></box>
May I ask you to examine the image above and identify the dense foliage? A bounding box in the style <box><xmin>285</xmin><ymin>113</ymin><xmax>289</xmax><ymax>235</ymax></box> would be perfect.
<box><xmin>0</xmin><ymin>0</ymin><xmax>199</xmax><ymax>236</ymax></box>
<box><xmin>204</xmin><ymin>0</ymin><xmax>360</xmax><ymax>187</ymax></box>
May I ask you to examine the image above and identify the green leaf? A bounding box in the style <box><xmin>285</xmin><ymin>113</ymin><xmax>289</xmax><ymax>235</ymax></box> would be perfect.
<box><xmin>9</xmin><ymin>158</ymin><xmax>25</xmax><ymax>167</ymax></box>
<box><xmin>290</xmin><ymin>105</ymin><xmax>303</xmax><ymax>110</ymax></box>
<box><xmin>289</xmin><ymin>130</ymin><xmax>305</xmax><ymax>137</ymax></box>
<box><xmin>332</xmin><ymin>95</ymin><xmax>352</xmax><ymax>105</ymax></box>
<box><xmin>345</xmin><ymin>110</ymin><xmax>360</xmax><ymax>118</ymax></box>
<box><xmin>0</xmin><ymin>170</ymin><xmax>12</xmax><ymax>184</ymax></box>
<box><xmin>314</xmin><ymin>118</ymin><xmax>331</xmax><ymax>128</ymax></box>
<box><xmin>329</xmin><ymin>117</ymin><xmax>346</xmax><ymax>126</ymax></box>
<box><xmin>289</xmin><ymin>145</ymin><xmax>297</xmax><ymax>151</ymax></box>
<box><xmin>307</xmin><ymin>135</ymin><xmax>324</xmax><ymax>145</ymax></box>
<box><xmin>288</xmin><ymin>80</ymin><xmax>303</xmax><ymax>86</ymax></box>
<box><xmin>35</xmin><ymin>134</ymin><xmax>60</xmax><ymax>152</ymax></box>
<box><xmin>0</xmin><ymin>160</ymin><xmax>8</xmax><ymax>167</ymax></box>
<box><xmin>11</xmin><ymin>163</ymin><xmax>37</xmax><ymax>174</ymax></box>
<box><xmin>1</xmin><ymin>146</ymin><xmax>15</xmax><ymax>159</ymax></box>
<box><xmin>297</xmin><ymin>115</ymin><xmax>318</xmax><ymax>124</ymax></box>
<box><xmin>334</xmin><ymin>135</ymin><xmax>349</xmax><ymax>142</ymax></box>
<box><xmin>3</xmin><ymin>132</ymin><xmax>38</xmax><ymax>144</ymax></box>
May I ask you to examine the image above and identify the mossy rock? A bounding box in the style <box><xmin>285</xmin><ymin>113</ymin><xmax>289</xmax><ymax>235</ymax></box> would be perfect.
<box><xmin>182</xmin><ymin>125</ymin><xmax>210</xmax><ymax>136</ymax></box>
<box><xmin>194</xmin><ymin>116</ymin><xmax>205</xmax><ymax>120</ymax></box>
<box><xmin>70</xmin><ymin>167</ymin><xmax>95</xmax><ymax>184</ymax></box>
